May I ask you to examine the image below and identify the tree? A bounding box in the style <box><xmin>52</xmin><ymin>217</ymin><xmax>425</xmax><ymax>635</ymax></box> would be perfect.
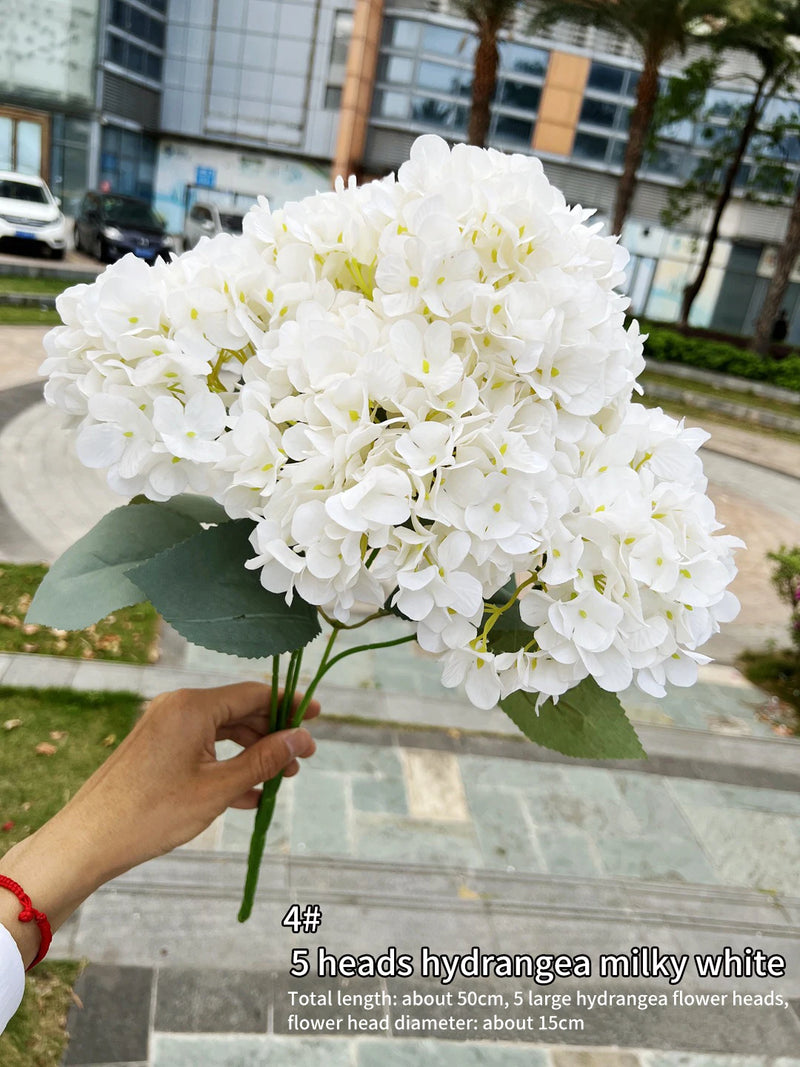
<box><xmin>669</xmin><ymin>1</ymin><xmax>800</xmax><ymax>324</ymax></box>
<box><xmin>531</xmin><ymin>0</ymin><xmax>734</xmax><ymax>235</ymax></box>
<box><xmin>752</xmin><ymin>185</ymin><xmax>800</xmax><ymax>352</ymax></box>
<box><xmin>453</xmin><ymin>1</ymin><xmax>526</xmax><ymax>147</ymax></box>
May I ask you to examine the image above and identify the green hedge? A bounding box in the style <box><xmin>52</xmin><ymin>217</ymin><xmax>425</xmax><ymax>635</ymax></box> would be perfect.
<box><xmin>643</xmin><ymin>327</ymin><xmax>800</xmax><ymax>393</ymax></box>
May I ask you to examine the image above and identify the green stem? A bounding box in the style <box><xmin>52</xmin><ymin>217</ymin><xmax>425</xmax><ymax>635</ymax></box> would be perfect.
<box><xmin>237</xmin><ymin>771</ymin><xmax>282</xmax><ymax>922</ymax></box>
<box><xmin>269</xmin><ymin>655</ymin><xmax>280</xmax><ymax>733</ymax></box>
<box><xmin>292</xmin><ymin>633</ymin><xmax>416</xmax><ymax>726</ymax></box>
<box><xmin>238</xmin><ymin>626</ymin><xmax>415</xmax><ymax>919</ymax></box>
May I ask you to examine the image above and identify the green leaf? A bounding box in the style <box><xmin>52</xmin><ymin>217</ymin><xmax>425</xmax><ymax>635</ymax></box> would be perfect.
<box><xmin>127</xmin><ymin>520</ymin><xmax>320</xmax><ymax>657</ymax></box>
<box><xmin>26</xmin><ymin>504</ymin><xmax>199</xmax><ymax>630</ymax></box>
<box><xmin>500</xmin><ymin>677</ymin><xmax>647</xmax><ymax>760</ymax></box>
<box><xmin>128</xmin><ymin>493</ymin><xmax>230</xmax><ymax>525</ymax></box>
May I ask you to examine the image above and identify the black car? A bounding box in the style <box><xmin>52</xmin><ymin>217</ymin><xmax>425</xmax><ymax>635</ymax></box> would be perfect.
<box><xmin>74</xmin><ymin>192</ymin><xmax>174</xmax><ymax>264</ymax></box>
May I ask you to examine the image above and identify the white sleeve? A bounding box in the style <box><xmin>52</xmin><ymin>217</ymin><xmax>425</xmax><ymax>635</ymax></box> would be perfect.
<box><xmin>0</xmin><ymin>923</ymin><xmax>25</xmax><ymax>1033</ymax></box>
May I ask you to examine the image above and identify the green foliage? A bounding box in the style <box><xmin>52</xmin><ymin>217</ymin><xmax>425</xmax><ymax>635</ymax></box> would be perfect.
<box><xmin>643</xmin><ymin>326</ymin><xmax>800</xmax><ymax>391</ymax></box>
<box><xmin>767</xmin><ymin>545</ymin><xmax>800</xmax><ymax>651</ymax></box>
<box><xmin>500</xmin><ymin>677</ymin><xmax>647</xmax><ymax>759</ymax></box>
<box><xmin>0</xmin><ymin>562</ymin><xmax>157</xmax><ymax>663</ymax></box>
<box><xmin>128</xmin><ymin>519</ymin><xmax>321</xmax><ymax>657</ymax></box>
<box><xmin>27</xmin><ymin>502</ymin><xmax>200</xmax><ymax>629</ymax></box>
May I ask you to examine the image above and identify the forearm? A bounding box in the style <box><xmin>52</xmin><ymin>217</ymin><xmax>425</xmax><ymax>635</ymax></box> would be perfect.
<box><xmin>0</xmin><ymin>811</ymin><xmax>111</xmax><ymax>968</ymax></box>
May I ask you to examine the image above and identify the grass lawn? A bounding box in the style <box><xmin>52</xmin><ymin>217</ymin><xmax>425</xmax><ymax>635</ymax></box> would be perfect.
<box><xmin>0</xmin><ymin>306</ymin><xmax>61</xmax><ymax>326</ymax></box>
<box><xmin>0</xmin><ymin>686</ymin><xmax>141</xmax><ymax>1065</ymax></box>
<box><xmin>0</xmin><ymin>563</ymin><xmax>159</xmax><ymax>663</ymax></box>
<box><xmin>0</xmin><ymin>276</ymin><xmax>73</xmax><ymax>296</ymax></box>
<box><xmin>738</xmin><ymin>649</ymin><xmax>800</xmax><ymax>734</ymax></box>
<box><xmin>0</xmin><ymin>686</ymin><xmax>142</xmax><ymax>851</ymax></box>
<box><xmin>0</xmin><ymin>960</ymin><xmax>83</xmax><ymax>1067</ymax></box>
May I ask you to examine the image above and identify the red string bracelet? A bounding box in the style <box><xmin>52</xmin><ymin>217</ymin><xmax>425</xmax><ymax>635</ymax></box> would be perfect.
<box><xmin>0</xmin><ymin>874</ymin><xmax>52</xmax><ymax>970</ymax></box>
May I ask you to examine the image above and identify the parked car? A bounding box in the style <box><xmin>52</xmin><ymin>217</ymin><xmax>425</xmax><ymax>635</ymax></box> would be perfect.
<box><xmin>184</xmin><ymin>202</ymin><xmax>246</xmax><ymax>250</ymax></box>
<box><xmin>0</xmin><ymin>171</ymin><xmax>67</xmax><ymax>259</ymax></box>
<box><xmin>74</xmin><ymin>192</ymin><xmax>174</xmax><ymax>264</ymax></box>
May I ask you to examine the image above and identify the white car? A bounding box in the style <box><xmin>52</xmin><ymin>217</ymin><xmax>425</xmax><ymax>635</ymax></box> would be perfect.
<box><xmin>183</xmin><ymin>202</ymin><xmax>247</xmax><ymax>250</ymax></box>
<box><xmin>0</xmin><ymin>171</ymin><xmax>68</xmax><ymax>259</ymax></box>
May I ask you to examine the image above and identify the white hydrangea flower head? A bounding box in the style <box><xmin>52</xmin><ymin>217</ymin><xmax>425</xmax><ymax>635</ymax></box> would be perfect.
<box><xmin>41</xmin><ymin>135</ymin><xmax>741</xmax><ymax>709</ymax></box>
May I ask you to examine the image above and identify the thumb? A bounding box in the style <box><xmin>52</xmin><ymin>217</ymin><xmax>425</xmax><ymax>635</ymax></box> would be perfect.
<box><xmin>222</xmin><ymin>728</ymin><xmax>316</xmax><ymax>796</ymax></box>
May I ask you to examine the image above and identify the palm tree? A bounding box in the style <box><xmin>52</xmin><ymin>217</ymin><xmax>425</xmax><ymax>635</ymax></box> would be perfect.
<box><xmin>679</xmin><ymin>1</ymin><xmax>800</xmax><ymax>325</ymax></box>
<box><xmin>532</xmin><ymin>0</ymin><xmax>733</xmax><ymax>235</ymax></box>
<box><xmin>453</xmin><ymin>1</ymin><xmax>525</xmax><ymax>147</ymax></box>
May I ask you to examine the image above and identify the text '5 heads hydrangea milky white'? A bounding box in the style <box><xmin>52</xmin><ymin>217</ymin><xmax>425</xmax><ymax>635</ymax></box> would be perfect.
<box><xmin>41</xmin><ymin>135</ymin><xmax>741</xmax><ymax>710</ymax></box>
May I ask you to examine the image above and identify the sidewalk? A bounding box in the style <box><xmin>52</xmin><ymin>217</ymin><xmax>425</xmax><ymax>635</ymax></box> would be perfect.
<box><xmin>3</xmin><ymin>646</ymin><xmax>800</xmax><ymax>1063</ymax></box>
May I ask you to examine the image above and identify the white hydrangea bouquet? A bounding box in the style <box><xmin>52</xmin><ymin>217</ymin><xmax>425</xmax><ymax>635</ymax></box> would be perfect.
<box><xmin>28</xmin><ymin>136</ymin><xmax>740</xmax><ymax>919</ymax></box>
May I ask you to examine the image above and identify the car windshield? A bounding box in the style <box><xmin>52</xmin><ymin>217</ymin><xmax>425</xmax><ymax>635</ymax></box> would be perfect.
<box><xmin>219</xmin><ymin>213</ymin><xmax>244</xmax><ymax>233</ymax></box>
<box><xmin>0</xmin><ymin>179</ymin><xmax>48</xmax><ymax>204</ymax></box>
<box><xmin>101</xmin><ymin>197</ymin><xmax>162</xmax><ymax>229</ymax></box>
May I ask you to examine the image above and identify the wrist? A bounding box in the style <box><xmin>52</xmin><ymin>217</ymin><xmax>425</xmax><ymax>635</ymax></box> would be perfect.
<box><xmin>0</xmin><ymin>816</ymin><xmax>109</xmax><ymax>941</ymax></box>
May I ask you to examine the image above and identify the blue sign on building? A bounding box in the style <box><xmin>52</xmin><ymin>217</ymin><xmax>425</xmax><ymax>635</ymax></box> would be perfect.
<box><xmin>195</xmin><ymin>166</ymin><xmax>217</xmax><ymax>188</ymax></box>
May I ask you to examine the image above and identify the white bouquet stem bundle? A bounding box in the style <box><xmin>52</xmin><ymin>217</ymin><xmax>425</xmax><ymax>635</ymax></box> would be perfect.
<box><xmin>28</xmin><ymin>137</ymin><xmax>741</xmax><ymax>919</ymax></box>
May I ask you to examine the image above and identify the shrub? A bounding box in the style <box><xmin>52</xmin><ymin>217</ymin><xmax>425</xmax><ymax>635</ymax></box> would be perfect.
<box><xmin>642</xmin><ymin>327</ymin><xmax>800</xmax><ymax>392</ymax></box>
<box><xmin>768</xmin><ymin>546</ymin><xmax>800</xmax><ymax>653</ymax></box>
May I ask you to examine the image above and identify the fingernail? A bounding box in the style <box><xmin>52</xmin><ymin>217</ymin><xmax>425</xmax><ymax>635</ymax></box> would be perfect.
<box><xmin>285</xmin><ymin>728</ymin><xmax>313</xmax><ymax>758</ymax></box>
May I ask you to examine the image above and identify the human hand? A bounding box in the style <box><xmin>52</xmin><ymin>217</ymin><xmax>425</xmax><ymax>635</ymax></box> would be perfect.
<box><xmin>0</xmin><ymin>682</ymin><xmax>318</xmax><ymax>966</ymax></box>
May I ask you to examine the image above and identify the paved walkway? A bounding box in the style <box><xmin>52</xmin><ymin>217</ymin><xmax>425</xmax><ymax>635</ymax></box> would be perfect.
<box><xmin>0</xmin><ymin>329</ymin><xmax>799</xmax><ymax>1063</ymax></box>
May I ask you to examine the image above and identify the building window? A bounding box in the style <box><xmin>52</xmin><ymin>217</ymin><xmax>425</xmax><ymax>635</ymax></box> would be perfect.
<box><xmin>493</xmin><ymin>113</ymin><xmax>533</xmax><ymax>146</ymax></box>
<box><xmin>330</xmin><ymin>11</ymin><xmax>354</xmax><ymax>66</ymax></box>
<box><xmin>0</xmin><ymin>109</ymin><xmax>48</xmax><ymax>177</ymax></box>
<box><xmin>324</xmin><ymin>86</ymin><xmax>342</xmax><ymax>110</ymax></box>
<box><xmin>417</xmin><ymin>61</ymin><xmax>472</xmax><ymax>98</ymax></box>
<box><xmin>372</xmin><ymin>15</ymin><xmax>545</xmax><ymax>155</ymax></box>
<box><xmin>105</xmin><ymin>0</ymin><xmax>166</xmax><ymax>86</ymax></box>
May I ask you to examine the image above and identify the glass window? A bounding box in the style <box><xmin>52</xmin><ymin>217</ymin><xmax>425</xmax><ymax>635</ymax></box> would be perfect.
<box><xmin>573</xmin><ymin>131</ymin><xmax>609</xmax><ymax>162</ymax></box>
<box><xmin>16</xmin><ymin>122</ymin><xmax>42</xmax><ymax>175</ymax></box>
<box><xmin>111</xmin><ymin>0</ymin><xmax>128</xmax><ymax>29</ymax></box>
<box><xmin>417</xmin><ymin>61</ymin><xmax>471</xmax><ymax>97</ymax></box>
<box><xmin>499</xmin><ymin>42</ymin><xmax>548</xmax><ymax>79</ymax></box>
<box><xmin>411</xmin><ymin>96</ymin><xmax>468</xmax><ymax>134</ymax></box>
<box><xmin>587</xmin><ymin>62</ymin><xmax>625</xmax><ymax>95</ymax></box>
<box><xmin>375</xmin><ymin>90</ymin><xmax>409</xmax><ymax>120</ymax></box>
<box><xmin>382</xmin><ymin>17</ymin><xmax>420</xmax><ymax>51</ymax></box>
<box><xmin>421</xmin><ymin>23</ymin><xmax>475</xmax><ymax>62</ymax></box>
<box><xmin>764</xmin><ymin>96</ymin><xmax>800</xmax><ymax>124</ymax></box>
<box><xmin>493</xmin><ymin>114</ymin><xmax>533</xmax><ymax>146</ymax></box>
<box><xmin>146</xmin><ymin>18</ymin><xmax>165</xmax><ymax>48</ymax></box>
<box><xmin>0</xmin><ymin>177</ymin><xmax>48</xmax><ymax>203</ymax></box>
<box><xmin>499</xmin><ymin>80</ymin><xmax>540</xmax><ymax>113</ymax></box>
<box><xmin>580</xmin><ymin>96</ymin><xmax>617</xmax><ymax>128</ymax></box>
<box><xmin>609</xmin><ymin>138</ymin><xmax>627</xmax><ymax>166</ymax></box>
<box><xmin>624</xmin><ymin>71</ymin><xmax>640</xmax><ymax>99</ymax></box>
<box><xmin>130</xmin><ymin>6</ymin><xmax>148</xmax><ymax>38</ymax></box>
<box><xmin>644</xmin><ymin>143</ymin><xmax>688</xmax><ymax>178</ymax></box>
<box><xmin>0</xmin><ymin>118</ymin><xmax>12</xmax><ymax>171</ymax></box>
<box><xmin>127</xmin><ymin>42</ymin><xmax>146</xmax><ymax>75</ymax></box>
<box><xmin>705</xmin><ymin>89</ymin><xmax>745</xmax><ymax>120</ymax></box>
<box><xmin>324</xmin><ymin>85</ymin><xmax>342</xmax><ymax>109</ymax></box>
<box><xmin>107</xmin><ymin>33</ymin><xmax>126</xmax><ymax>65</ymax></box>
<box><xmin>376</xmin><ymin>54</ymin><xmax>415</xmax><ymax>84</ymax></box>
<box><xmin>330</xmin><ymin>11</ymin><xmax>354</xmax><ymax>65</ymax></box>
<box><xmin>145</xmin><ymin>52</ymin><xmax>162</xmax><ymax>80</ymax></box>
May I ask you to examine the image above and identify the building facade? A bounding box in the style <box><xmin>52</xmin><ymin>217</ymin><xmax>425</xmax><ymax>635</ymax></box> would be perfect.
<box><xmin>2</xmin><ymin>0</ymin><xmax>800</xmax><ymax>338</ymax></box>
<box><xmin>340</xmin><ymin>0</ymin><xmax>800</xmax><ymax>340</ymax></box>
